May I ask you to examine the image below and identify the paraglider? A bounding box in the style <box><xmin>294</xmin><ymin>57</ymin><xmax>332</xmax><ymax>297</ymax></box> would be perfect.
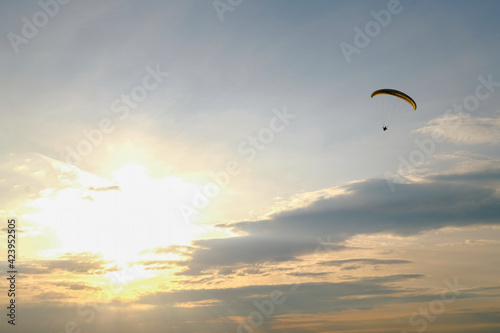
<box><xmin>371</xmin><ymin>89</ymin><xmax>417</xmax><ymax>131</ymax></box>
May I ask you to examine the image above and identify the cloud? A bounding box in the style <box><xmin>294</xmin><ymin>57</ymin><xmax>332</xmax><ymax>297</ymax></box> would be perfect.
<box><xmin>49</xmin><ymin>281</ymin><xmax>101</xmax><ymax>291</ymax></box>
<box><xmin>88</xmin><ymin>185</ymin><xmax>121</xmax><ymax>191</ymax></box>
<box><xmin>178</xmin><ymin>170</ymin><xmax>500</xmax><ymax>276</ymax></box>
<box><xmin>430</xmin><ymin>168</ymin><xmax>500</xmax><ymax>183</ymax></box>
<box><xmin>437</xmin><ymin>239</ymin><xmax>500</xmax><ymax>247</ymax></box>
<box><xmin>139</xmin><ymin>274</ymin><xmax>427</xmax><ymax>314</ymax></box>
<box><xmin>341</xmin><ymin>265</ymin><xmax>360</xmax><ymax>271</ymax></box>
<box><xmin>320</xmin><ymin>258</ymin><xmax>412</xmax><ymax>267</ymax></box>
<box><xmin>131</xmin><ymin>259</ymin><xmax>178</xmax><ymax>270</ymax></box>
<box><xmin>35</xmin><ymin>291</ymin><xmax>72</xmax><ymax>300</ymax></box>
<box><xmin>16</xmin><ymin>272</ymin><xmax>500</xmax><ymax>333</ymax></box>
<box><xmin>21</xmin><ymin>252</ymin><xmax>114</xmax><ymax>275</ymax></box>
<box><xmin>416</xmin><ymin>111</ymin><xmax>500</xmax><ymax>144</ymax></box>
<box><xmin>237</xmin><ymin>267</ymin><xmax>265</xmax><ymax>276</ymax></box>
<box><xmin>178</xmin><ymin>237</ymin><xmax>329</xmax><ymax>276</ymax></box>
<box><xmin>287</xmin><ymin>272</ymin><xmax>330</xmax><ymax>277</ymax></box>
<box><xmin>142</xmin><ymin>244</ymin><xmax>195</xmax><ymax>255</ymax></box>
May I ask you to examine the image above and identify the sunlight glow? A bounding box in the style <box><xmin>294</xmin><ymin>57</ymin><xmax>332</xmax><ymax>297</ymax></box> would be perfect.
<box><xmin>25</xmin><ymin>162</ymin><xmax>205</xmax><ymax>266</ymax></box>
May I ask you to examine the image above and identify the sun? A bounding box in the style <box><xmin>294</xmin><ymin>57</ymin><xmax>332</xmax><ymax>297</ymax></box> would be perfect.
<box><xmin>27</xmin><ymin>162</ymin><xmax>204</xmax><ymax>266</ymax></box>
<box><xmin>90</xmin><ymin>163</ymin><xmax>202</xmax><ymax>264</ymax></box>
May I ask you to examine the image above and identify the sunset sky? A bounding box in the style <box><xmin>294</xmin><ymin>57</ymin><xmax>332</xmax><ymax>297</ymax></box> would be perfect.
<box><xmin>1</xmin><ymin>1</ymin><xmax>500</xmax><ymax>332</ymax></box>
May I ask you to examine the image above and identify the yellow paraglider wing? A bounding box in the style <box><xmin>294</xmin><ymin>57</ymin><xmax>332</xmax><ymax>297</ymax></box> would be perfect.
<box><xmin>371</xmin><ymin>89</ymin><xmax>417</xmax><ymax>110</ymax></box>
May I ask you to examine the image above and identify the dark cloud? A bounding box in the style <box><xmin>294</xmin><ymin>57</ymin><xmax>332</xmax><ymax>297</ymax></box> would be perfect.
<box><xmin>21</xmin><ymin>252</ymin><xmax>114</xmax><ymax>275</ymax></box>
<box><xmin>35</xmin><ymin>291</ymin><xmax>72</xmax><ymax>300</ymax></box>
<box><xmin>237</xmin><ymin>267</ymin><xmax>265</xmax><ymax>276</ymax></box>
<box><xmin>19</xmin><ymin>300</ymin><xmax>500</xmax><ymax>333</ymax></box>
<box><xmin>287</xmin><ymin>272</ymin><xmax>329</xmax><ymax>277</ymax></box>
<box><xmin>217</xmin><ymin>268</ymin><xmax>234</xmax><ymax>275</ymax></box>
<box><xmin>430</xmin><ymin>168</ymin><xmax>500</xmax><ymax>183</ymax></box>
<box><xmin>178</xmin><ymin>237</ymin><xmax>321</xmax><ymax>276</ymax></box>
<box><xmin>16</xmin><ymin>272</ymin><xmax>500</xmax><ymax>333</ymax></box>
<box><xmin>49</xmin><ymin>281</ymin><xmax>100</xmax><ymax>291</ymax></box>
<box><xmin>178</xmin><ymin>172</ymin><xmax>500</xmax><ymax>276</ymax></box>
<box><xmin>341</xmin><ymin>265</ymin><xmax>360</xmax><ymax>271</ymax></box>
<box><xmin>139</xmin><ymin>274</ymin><xmax>426</xmax><ymax>313</ymax></box>
<box><xmin>320</xmin><ymin>258</ymin><xmax>412</xmax><ymax>267</ymax></box>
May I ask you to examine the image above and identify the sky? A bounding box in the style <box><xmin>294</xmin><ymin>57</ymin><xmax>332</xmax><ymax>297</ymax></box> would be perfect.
<box><xmin>1</xmin><ymin>0</ymin><xmax>500</xmax><ymax>332</ymax></box>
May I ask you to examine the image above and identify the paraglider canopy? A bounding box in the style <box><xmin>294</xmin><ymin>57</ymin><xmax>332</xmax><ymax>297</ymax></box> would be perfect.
<box><xmin>371</xmin><ymin>89</ymin><xmax>417</xmax><ymax>110</ymax></box>
<box><xmin>371</xmin><ymin>89</ymin><xmax>417</xmax><ymax>131</ymax></box>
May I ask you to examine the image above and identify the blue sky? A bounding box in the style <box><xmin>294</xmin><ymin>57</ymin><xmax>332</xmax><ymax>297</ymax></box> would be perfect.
<box><xmin>1</xmin><ymin>1</ymin><xmax>500</xmax><ymax>332</ymax></box>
